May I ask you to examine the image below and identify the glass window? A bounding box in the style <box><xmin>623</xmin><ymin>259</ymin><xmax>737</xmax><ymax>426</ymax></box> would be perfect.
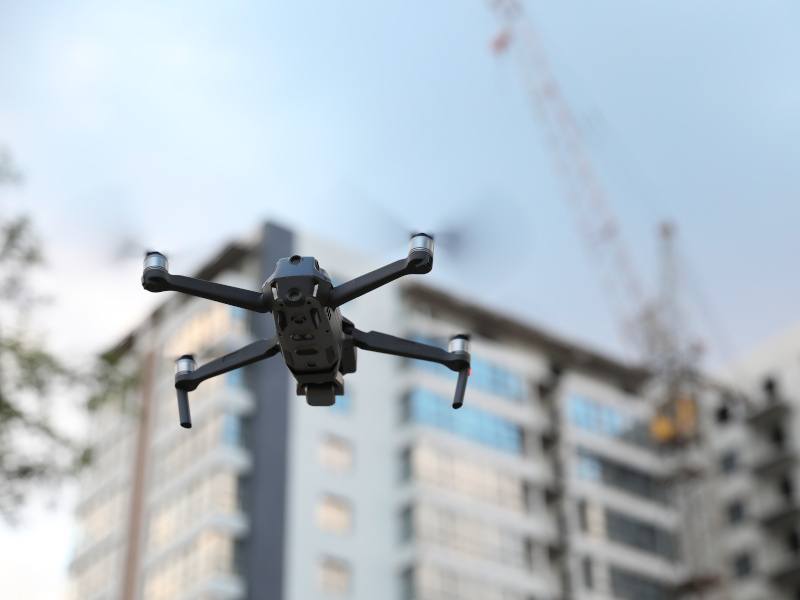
<box><xmin>318</xmin><ymin>556</ymin><xmax>350</xmax><ymax>595</ymax></box>
<box><xmin>316</xmin><ymin>495</ymin><xmax>352</xmax><ymax>534</ymax></box>
<box><xmin>720</xmin><ymin>451</ymin><xmax>738</xmax><ymax>474</ymax></box>
<box><xmin>404</xmin><ymin>388</ymin><xmax>523</xmax><ymax>454</ymax></box>
<box><xmin>727</xmin><ymin>500</ymin><xmax>745</xmax><ymax>525</ymax></box>
<box><xmin>732</xmin><ymin>552</ymin><xmax>753</xmax><ymax>578</ymax></box>
<box><xmin>409</xmin><ymin>335</ymin><xmax>526</xmax><ymax>402</ymax></box>
<box><xmin>400</xmin><ymin>567</ymin><xmax>415</xmax><ymax>600</ymax></box>
<box><xmin>582</xmin><ymin>556</ymin><xmax>594</xmax><ymax>590</ymax></box>
<box><xmin>576</xmin><ymin>448</ymin><xmax>671</xmax><ymax>504</ymax></box>
<box><xmin>404</xmin><ymin>444</ymin><xmax>527</xmax><ymax>511</ymax></box>
<box><xmin>221</xmin><ymin>413</ymin><xmax>241</xmax><ymax>446</ymax></box>
<box><xmin>567</xmin><ymin>395</ymin><xmax>652</xmax><ymax>448</ymax></box>
<box><xmin>605</xmin><ymin>509</ymin><xmax>678</xmax><ymax>561</ymax></box>
<box><xmin>410</xmin><ymin>503</ymin><xmax>533</xmax><ymax>569</ymax></box>
<box><xmin>610</xmin><ymin>566</ymin><xmax>671</xmax><ymax>600</ymax></box>
<box><xmin>226</xmin><ymin>368</ymin><xmax>244</xmax><ymax>388</ymax></box>
<box><xmin>410</xmin><ymin>564</ymin><xmax>529</xmax><ymax>600</ymax></box>
<box><xmin>319</xmin><ymin>435</ymin><xmax>353</xmax><ymax>472</ymax></box>
<box><xmin>399</xmin><ymin>505</ymin><xmax>414</xmax><ymax>542</ymax></box>
<box><xmin>576</xmin><ymin>453</ymin><xmax>602</xmax><ymax>482</ymax></box>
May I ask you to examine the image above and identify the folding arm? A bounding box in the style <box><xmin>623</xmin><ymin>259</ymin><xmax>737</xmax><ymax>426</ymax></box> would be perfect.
<box><xmin>348</xmin><ymin>327</ymin><xmax>471</xmax><ymax>408</ymax></box>
<box><xmin>173</xmin><ymin>337</ymin><xmax>281</xmax><ymax>428</ymax></box>
<box><xmin>328</xmin><ymin>234</ymin><xmax>434</xmax><ymax>308</ymax></box>
<box><xmin>142</xmin><ymin>251</ymin><xmax>272</xmax><ymax>313</ymax></box>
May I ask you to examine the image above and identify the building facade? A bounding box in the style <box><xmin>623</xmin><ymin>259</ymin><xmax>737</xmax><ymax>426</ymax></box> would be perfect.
<box><xmin>69</xmin><ymin>222</ymin><xmax>794</xmax><ymax>600</ymax></box>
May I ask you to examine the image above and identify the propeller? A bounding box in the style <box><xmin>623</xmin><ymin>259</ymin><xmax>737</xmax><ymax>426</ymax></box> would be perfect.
<box><xmin>334</xmin><ymin>187</ymin><xmax>533</xmax><ymax>287</ymax></box>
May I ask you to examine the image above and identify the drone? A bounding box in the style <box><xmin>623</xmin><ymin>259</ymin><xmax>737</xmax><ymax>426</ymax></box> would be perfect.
<box><xmin>142</xmin><ymin>233</ymin><xmax>471</xmax><ymax>428</ymax></box>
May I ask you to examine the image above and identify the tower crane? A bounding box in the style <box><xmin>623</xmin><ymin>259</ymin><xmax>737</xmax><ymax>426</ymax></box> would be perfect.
<box><xmin>486</xmin><ymin>0</ymin><xmax>698</xmax><ymax>392</ymax></box>
<box><xmin>485</xmin><ymin>4</ymin><xmax>721</xmax><ymax>596</ymax></box>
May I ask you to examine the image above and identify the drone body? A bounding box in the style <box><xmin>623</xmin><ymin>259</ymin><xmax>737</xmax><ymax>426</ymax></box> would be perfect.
<box><xmin>142</xmin><ymin>234</ymin><xmax>471</xmax><ymax>427</ymax></box>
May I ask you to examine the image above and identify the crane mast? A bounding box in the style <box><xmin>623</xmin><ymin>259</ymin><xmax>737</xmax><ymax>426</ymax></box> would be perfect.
<box><xmin>485</xmin><ymin>4</ymin><xmax>718</xmax><ymax>596</ymax></box>
<box><xmin>488</xmin><ymin>0</ymin><xmax>686</xmax><ymax>369</ymax></box>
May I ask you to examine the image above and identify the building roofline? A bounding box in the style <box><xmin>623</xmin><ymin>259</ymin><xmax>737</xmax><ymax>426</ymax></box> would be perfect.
<box><xmin>105</xmin><ymin>240</ymin><xmax>255</xmax><ymax>360</ymax></box>
<box><xmin>402</xmin><ymin>282</ymin><xmax>651</xmax><ymax>391</ymax></box>
<box><xmin>105</xmin><ymin>225</ymin><xmax>651</xmax><ymax>392</ymax></box>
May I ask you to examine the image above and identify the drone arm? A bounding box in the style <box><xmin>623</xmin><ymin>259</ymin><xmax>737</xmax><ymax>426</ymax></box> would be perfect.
<box><xmin>173</xmin><ymin>337</ymin><xmax>281</xmax><ymax>427</ymax></box>
<box><xmin>142</xmin><ymin>252</ymin><xmax>271</xmax><ymax>313</ymax></box>
<box><xmin>348</xmin><ymin>327</ymin><xmax>471</xmax><ymax>408</ymax></box>
<box><xmin>328</xmin><ymin>234</ymin><xmax>434</xmax><ymax>308</ymax></box>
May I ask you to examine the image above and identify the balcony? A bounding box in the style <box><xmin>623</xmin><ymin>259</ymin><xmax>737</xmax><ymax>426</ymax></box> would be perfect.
<box><xmin>760</xmin><ymin>504</ymin><xmax>800</xmax><ymax>532</ymax></box>
<box><xmin>748</xmin><ymin>399</ymin><xmax>791</xmax><ymax>430</ymax></box>
<box><xmin>772</xmin><ymin>561</ymin><xmax>800</xmax><ymax>589</ymax></box>
<box><xmin>752</xmin><ymin>450</ymin><xmax>797</xmax><ymax>479</ymax></box>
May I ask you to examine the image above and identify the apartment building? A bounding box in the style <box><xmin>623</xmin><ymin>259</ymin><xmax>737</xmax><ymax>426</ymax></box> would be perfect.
<box><xmin>69</xmin><ymin>221</ymin><xmax>708</xmax><ymax>600</ymax></box>
<box><xmin>692</xmin><ymin>327</ymin><xmax>800</xmax><ymax>600</ymax></box>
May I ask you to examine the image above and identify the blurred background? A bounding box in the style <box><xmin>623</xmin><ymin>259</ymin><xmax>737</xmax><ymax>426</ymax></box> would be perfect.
<box><xmin>1</xmin><ymin>1</ymin><xmax>799</xmax><ymax>599</ymax></box>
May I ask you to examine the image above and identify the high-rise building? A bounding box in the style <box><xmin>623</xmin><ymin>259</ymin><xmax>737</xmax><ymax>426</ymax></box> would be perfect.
<box><xmin>688</xmin><ymin>328</ymin><xmax>800</xmax><ymax>600</ymax></box>
<box><xmin>69</xmin><ymin>222</ymin><xmax>746</xmax><ymax>600</ymax></box>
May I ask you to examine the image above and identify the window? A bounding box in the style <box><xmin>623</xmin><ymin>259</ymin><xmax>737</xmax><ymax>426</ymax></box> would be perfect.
<box><xmin>143</xmin><ymin>530</ymin><xmax>234</xmax><ymax>600</ymax></box>
<box><xmin>468</xmin><ymin>356</ymin><xmax>525</xmax><ymax>401</ymax></box>
<box><xmin>409</xmin><ymin>564</ymin><xmax>530</xmax><ymax>600</ymax></box>
<box><xmin>221</xmin><ymin>413</ymin><xmax>241</xmax><ymax>446</ymax></box>
<box><xmin>166</xmin><ymin>304</ymin><xmax>246</xmax><ymax>357</ymax></box>
<box><xmin>226</xmin><ymin>367</ymin><xmax>244</xmax><ymax>387</ymax></box>
<box><xmin>610</xmin><ymin>566</ymin><xmax>671</xmax><ymax>600</ymax></box>
<box><xmin>400</xmin><ymin>567</ymin><xmax>414</xmax><ymax>600</ymax></box>
<box><xmin>582</xmin><ymin>556</ymin><xmax>594</xmax><ymax>590</ymax></box>
<box><xmin>605</xmin><ymin>509</ymin><xmax>678</xmax><ymax>560</ymax></box>
<box><xmin>405</xmin><ymin>444</ymin><xmax>527</xmax><ymax>510</ymax></box>
<box><xmin>576</xmin><ymin>452</ymin><xmax>602</xmax><ymax>482</ymax></box>
<box><xmin>319</xmin><ymin>435</ymin><xmax>353</xmax><ymax>472</ymax></box>
<box><xmin>727</xmin><ymin>500</ymin><xmax>745</xmax><ymax>525</ymax></box>
<box><xmin>567</xmin><ymin>395</ymin><xmax>651</xmax><ymax>448</ymax></box>
<box><xmin>780</xmin><ymin>475</ymin><xmax>795</xmax><ymax>500</ymax></box>
<box><xmin>578</xmin><ymin>500</ymin><xmax>589</xmax><ymax>532</ymax></box>
<box><xmin>318</xmin><ymin>556</ymin><xmax>350</xmax><ymax>595</ymax></box>
<box><xmin>399</xmin><ymin>505</ymin><xmax>414</xmax><ymax>542</ymax></box>
<box><xmin>771</xmin><ymin>425</ymin><xmax>786</xmax><ymax>449</ymax></box>
<box><xmin>403</xmin><ymin>388</ymin><xmax>523</xmax><ymax>453</ymax></box>
<box><xmin>316</xmin><ymin>495</ymin><xmax>352</xmax><ymax>534</ymax></box>
<box><xmin>576</xmin><ymin>448</ymin><xmax>671</xmax><ymax>504</ymax></box>
<box><xmin>720</xmin><ymin>451</ymin><xmax>738</xmax><ymax>474</ymax></box>
<box><xmin>732</xmin><ymin>552</ymin><xmax>753</xmax><ymax>578</ymax></box>
<box><xmin>409</xmin><ymin>335</ymin><xmax>525</xmax><ymax>402</ymax></box>
<box><xmin>410</xmin><ymin>503</ymin><xmax>533</xmax><ymax>568</ymax></box>
<box><xmin>788</xmin><ymin>530</ymin><xmax>800</xmax><ymax>555</ymax></box>
<box><xmin>399</xmin><ymin>447</ymin><xmax>412</xmax><ymax>482</ymax></box>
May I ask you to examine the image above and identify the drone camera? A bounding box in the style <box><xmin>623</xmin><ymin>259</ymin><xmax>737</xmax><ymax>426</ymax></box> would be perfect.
<box><xmin>144</xmin><ymin>251</ymin><xmax>168</xmax><ymax>271</ymax></box>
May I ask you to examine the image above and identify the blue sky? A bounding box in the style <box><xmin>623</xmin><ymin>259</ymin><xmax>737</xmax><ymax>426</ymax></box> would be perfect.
<box><xmin>0</xmin><ymin>3</ymin><xmax>799</xmax><ymax>592</ymax></box>
<box><xmin>2</xmin><ymin>1</ymin><xmax>799</xmax><ymax>365</ymax></box>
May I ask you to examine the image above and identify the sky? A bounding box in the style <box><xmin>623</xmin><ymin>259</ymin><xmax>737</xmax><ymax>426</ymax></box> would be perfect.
<box><xmin>1</xmin><ymin>1</ymin><xmax>799</xmax><ymax>597</ymax></box>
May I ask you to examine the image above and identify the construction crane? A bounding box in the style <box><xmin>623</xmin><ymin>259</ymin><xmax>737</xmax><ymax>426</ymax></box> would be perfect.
<box><xmin>485</xmin><ymin>5</ymin><xmax>721</xmax><ymax>596</ymax></box>
<box><xmin>486</xmin><ymin>0</ymin><xmax>700</xmax><ymax>393</ymax></box>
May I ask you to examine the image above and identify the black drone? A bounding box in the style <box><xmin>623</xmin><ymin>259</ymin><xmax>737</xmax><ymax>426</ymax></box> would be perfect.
<box><xmin>142</xmin><ymin>234</ymin><xmax>471</xmax><ymax>428</ymax></box>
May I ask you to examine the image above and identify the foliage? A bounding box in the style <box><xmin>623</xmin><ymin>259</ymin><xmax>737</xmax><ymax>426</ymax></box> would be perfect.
<box><xmin>0</xmin><ymin>147</ymin><xmax>138</xmax><ymax>521</ymax></box>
